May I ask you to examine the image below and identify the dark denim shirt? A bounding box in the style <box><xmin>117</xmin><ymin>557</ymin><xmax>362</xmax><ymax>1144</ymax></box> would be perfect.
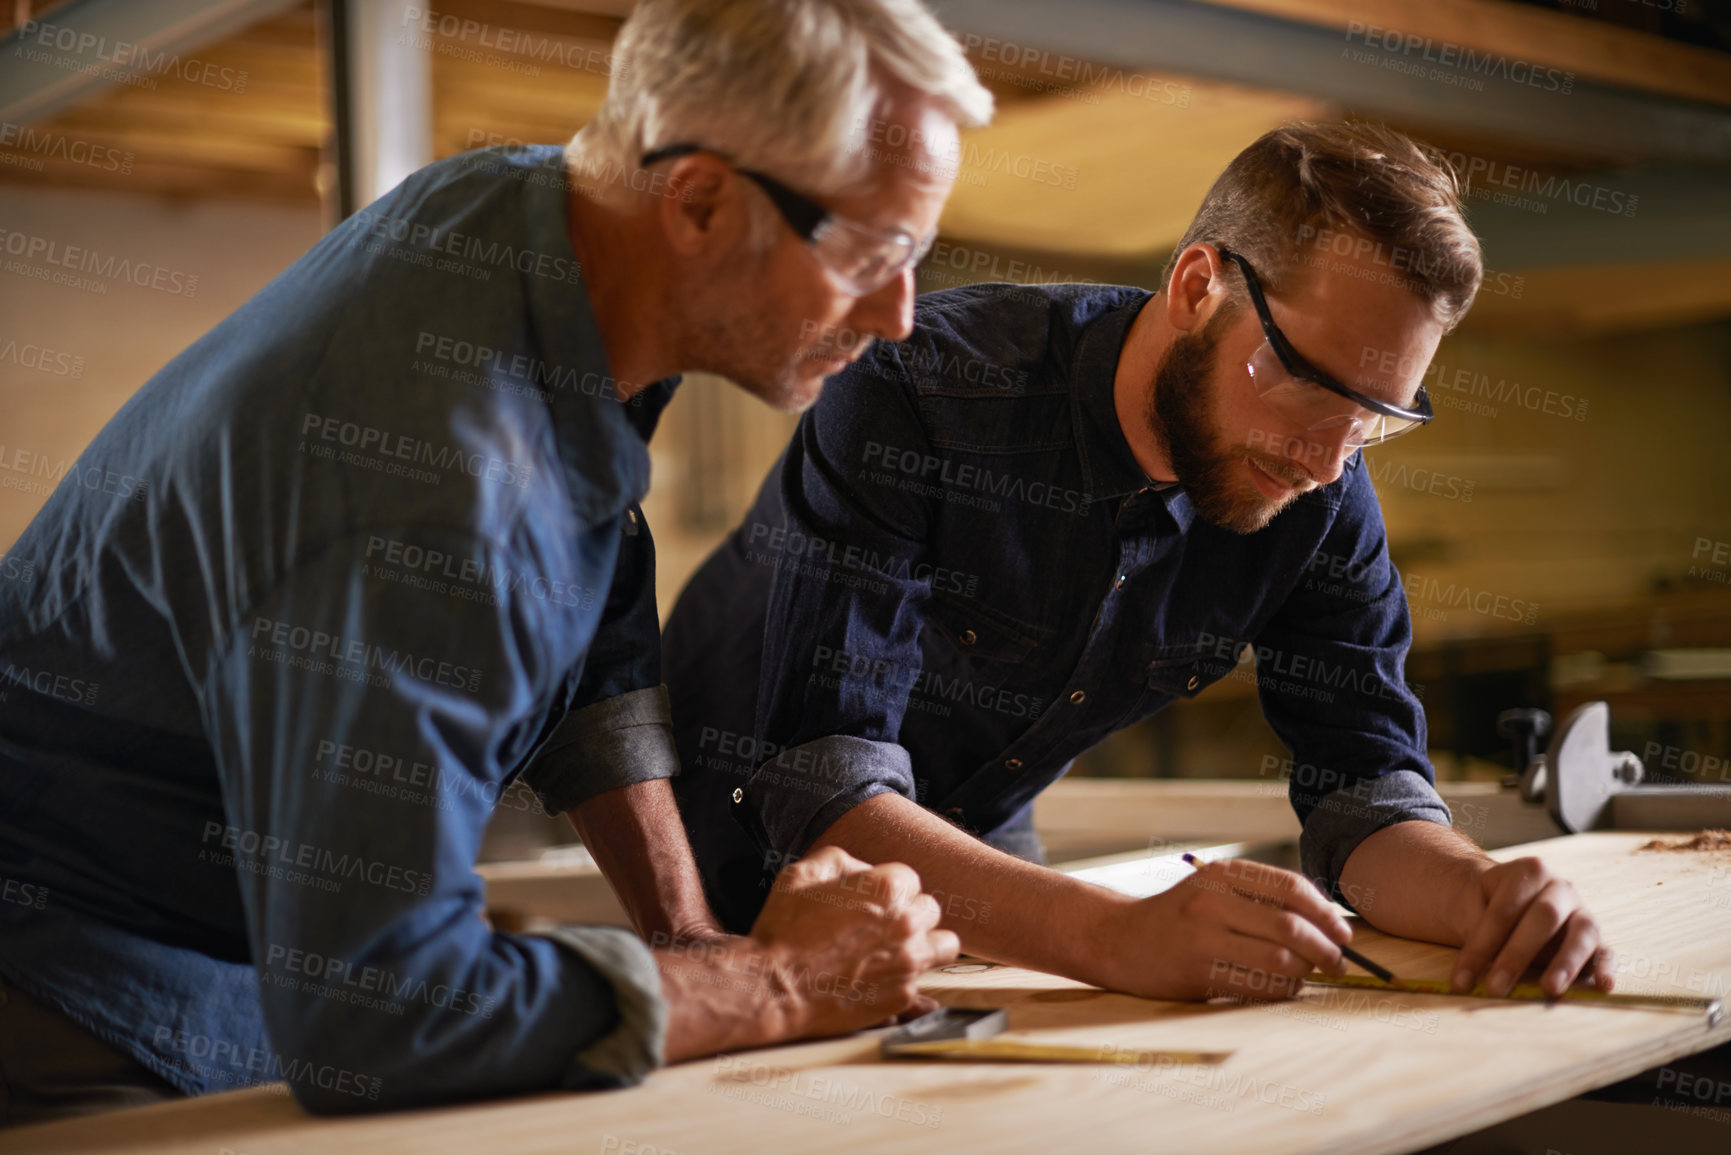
<box><xmin>0</xmin><ymin>145</ymin><xmax>678</xmax><ymax>1112</ymax></box>
<box><xmin>663</xmin><ymin>283</ymin><xmax>1451</xmax><ymax>932</ymax></box>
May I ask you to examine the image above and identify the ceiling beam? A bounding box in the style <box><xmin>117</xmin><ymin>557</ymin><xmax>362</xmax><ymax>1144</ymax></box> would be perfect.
<box><xmin>0</xmin><ymin>0</ymin><xmax>301</xmax><ymax>125</ymax></box>
<box><xmin>1205</xmin><ymin>0</ymin><xmax>1731</xmax><ymax>110</ymax></box>
<box><xmin>930</xmin><ymin>0</ymin><xmax>1731</xmax><ymax>163</ymax></box>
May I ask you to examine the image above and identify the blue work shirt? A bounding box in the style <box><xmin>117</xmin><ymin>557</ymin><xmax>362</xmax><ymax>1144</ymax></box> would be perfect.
<box><xmin>662</xmin><ymin>282</ymin><xmax>1452</xmax><ymax>932</ymax></box>
<box><xmin>0</xmin><ymin>145</ymin><xmax>678</xmax><ymax>1112</ymax></box>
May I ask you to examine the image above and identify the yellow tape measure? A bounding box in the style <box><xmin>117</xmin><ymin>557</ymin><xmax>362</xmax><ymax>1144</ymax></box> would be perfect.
<box><xmin>1303</xmin><ymin>972</ymin><xmax>1723</xmax><ymax>1025</ymax></box>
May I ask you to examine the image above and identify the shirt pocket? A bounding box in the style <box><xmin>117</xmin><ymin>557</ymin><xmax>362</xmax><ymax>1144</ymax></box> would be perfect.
<box><xmin>923</xmin><ymin>592</ymin><xmax>1049</xmax><ymax>664</ymax></box>
<box><xmin>1132</xmin><ymin>638</ymin><xmax>1241</xmax><ymax>700</ymax></box>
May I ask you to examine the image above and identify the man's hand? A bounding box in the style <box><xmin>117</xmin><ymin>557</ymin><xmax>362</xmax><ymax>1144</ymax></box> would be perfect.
<box><xmin>751</xmin><ymin>846</ymin><xmax>960</xmax><ymax>1035</ymax></box>
<box><xmin>655</xmin><ymin>846</ymin><xmax>958</xmax><ymax>1062</ymax></box>
<box><xmin>1447</xmin><ymin>856</ymin><xmax>1615</xmax><ymax>997</ymax></box>
<box><xmin>1100</xmin><ymin>857</ymin><xmax>1352</xmax><ymax>1001</ymax></box>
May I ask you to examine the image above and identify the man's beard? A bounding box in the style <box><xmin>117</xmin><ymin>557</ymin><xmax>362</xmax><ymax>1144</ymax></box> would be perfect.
<box><xmin>1148</xmin><ymin>310</ymin><xmax>1310</xmax><ymax>535</ymax></box>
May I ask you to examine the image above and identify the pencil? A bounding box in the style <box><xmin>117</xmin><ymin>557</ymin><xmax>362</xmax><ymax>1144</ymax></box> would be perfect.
<box><xmin>1180</xmin><ymin>852</ymin><xmax>1399</xmax><ymax>985</ymax></box>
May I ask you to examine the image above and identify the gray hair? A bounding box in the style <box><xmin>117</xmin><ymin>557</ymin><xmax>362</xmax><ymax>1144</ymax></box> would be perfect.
<box><xmin>567</xmin><ymin>0</ymin><xmax>992</xmax><ymax>208</ymax></box>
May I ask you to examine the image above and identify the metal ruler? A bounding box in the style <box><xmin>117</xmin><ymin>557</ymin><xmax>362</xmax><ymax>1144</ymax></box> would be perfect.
<box><xmin>1303</xmin><ymin>972</ymin><xmax>1723</xmax><ymax>1025</ymax></box>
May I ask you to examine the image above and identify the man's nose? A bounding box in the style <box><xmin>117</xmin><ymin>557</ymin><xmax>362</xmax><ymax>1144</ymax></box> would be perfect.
<box><xmin>1300</xmin><ymin>426</ymin><xmax>1355</xmax><ymax>486</ymax></box>
<box><xmin>845</xmin><ymin>266</ymin><xmax>916</xmax><ymax>343</ymax></box>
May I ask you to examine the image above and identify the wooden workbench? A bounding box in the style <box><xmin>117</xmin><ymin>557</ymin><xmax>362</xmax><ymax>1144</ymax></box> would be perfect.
<box><xmin>6</xmin><ymin>832</ymin><xmax>1729</xmax><ymax>1155</ymax></box>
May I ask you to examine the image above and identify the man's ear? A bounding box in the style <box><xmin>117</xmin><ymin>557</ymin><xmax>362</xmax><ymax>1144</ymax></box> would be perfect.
<box><xmin>658</xmin><ymin>154</ymin><xmax>741</xmax><ymax>258</ymax></box>
<box><xmin>1163</xmin><ymin>242</ymin><xmax>1229</xmax><ymax>335</ymax></box>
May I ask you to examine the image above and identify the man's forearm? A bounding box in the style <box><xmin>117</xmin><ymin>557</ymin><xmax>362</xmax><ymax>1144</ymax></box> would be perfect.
<box><xmin>1337</xmin><ymin>819</ymin><xmax>1494</xmax><ymax>945</ymax></box>
<box><xmin>566</xmin><ymin>777</ymin><xmax>722</xmax><ymax>943</ymax></box>
<box><xmin>810</xmin><ymin>792</ymin><xmax>1135</xmax><ymax>987</ymax></box>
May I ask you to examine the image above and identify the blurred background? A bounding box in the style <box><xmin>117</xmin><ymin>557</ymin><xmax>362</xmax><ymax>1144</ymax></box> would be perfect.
<box><xmin>2</xmin><ymin>0</ymin><xmax>1729</xmax><ymax>830</ymax></box>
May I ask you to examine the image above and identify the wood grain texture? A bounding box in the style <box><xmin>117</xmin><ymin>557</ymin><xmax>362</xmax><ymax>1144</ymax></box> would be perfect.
<box><xmin>7</xmin><ymin>832</ymin><xmax>1729</xmax><ymax>1154</ymax></box>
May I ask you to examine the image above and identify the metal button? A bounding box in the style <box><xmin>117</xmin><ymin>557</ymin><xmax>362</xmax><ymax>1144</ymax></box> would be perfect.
<box><xmin>1005</xmin><ymin>758</ymin><xmax>1023</xmax><ymax>770</ymax></box>
<box><xmin>959</xmin><ymin>629</ymin><xmax>977</xmax><ymax>646</ymax></box>
<box><xmin>1069</xmin><ymin>690</ymin><xmax>1086</xmax><ymax>705</ymax></box>
<box><xmin>1187</xmin><ymin>675</ymin><xmax>1200</xmax><ymax>691</ymax></box>
<box><xmin>731</xmin><ymin>787</ymin><xmax>744</xmax><ymax>804</ymax></box>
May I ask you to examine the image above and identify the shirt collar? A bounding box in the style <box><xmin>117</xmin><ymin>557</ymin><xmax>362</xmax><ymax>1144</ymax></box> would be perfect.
<box><xmin>1072</xmin><ymin>289</ymin><xmax>1163</xmax><ymax>502</ymax></box>
<box><xmin>519</xmin><ymin>146</ymin><xmax>664</xmax><ymax>524</ymax></box>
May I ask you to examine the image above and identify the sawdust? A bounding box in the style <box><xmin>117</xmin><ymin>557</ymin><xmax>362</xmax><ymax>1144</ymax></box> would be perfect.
<box><xmin>1636</xmin><ymin>830</ymin><xmax>1731</xmax><ymax>852</ymax></box>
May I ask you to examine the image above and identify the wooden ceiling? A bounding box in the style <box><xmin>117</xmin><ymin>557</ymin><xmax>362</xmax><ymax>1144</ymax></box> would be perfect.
<box><xmin>1</xmin><ymin>0</ymin><xmax>1727</xmax><ymax>332</ymax></box>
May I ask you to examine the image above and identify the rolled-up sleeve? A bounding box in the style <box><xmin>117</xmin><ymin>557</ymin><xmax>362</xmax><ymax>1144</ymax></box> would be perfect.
<box><xmin>202</xmin><ymin>527</ymin><xmax>666</xmax><ymax>1113</ymax></box>
<box><xmin>522</xmin><ymin>504</ymin><xmax>681</xmax><ymax>813</ymax></box>
<box><xmin>741</xmin><ymin>350</ymin><xmax>937</xmax><ymax>859</ymax></box>
<box><xmin>1253</xmin><ymin>463</ymin><xmax>1453</xmax><ymax>905</ymax></box>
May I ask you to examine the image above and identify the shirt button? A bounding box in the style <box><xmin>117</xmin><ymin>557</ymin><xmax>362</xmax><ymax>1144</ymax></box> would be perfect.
<box><xmin>731</xmin><ymin>787</ymin><xmax>744</xmax><ymax>804</ymax></box>
<box><xmin>1069</xmin><ymin>690</ymin><xmax>1086</xmax><ymax>705</ymax></box>
<box><xmin>1187</xmin><ymin>675</ymin><xmax>1200</xmax><ymax>691</ymax></box>
<box><xmin>959</xmin><ymin>629</ymin><xmax>977</xmax><ymax>646</ymax></box>
<box><xmin>1005</xmin><ymin>758</ymin><xmax>1023</xmax><ymax>770</ymax></box>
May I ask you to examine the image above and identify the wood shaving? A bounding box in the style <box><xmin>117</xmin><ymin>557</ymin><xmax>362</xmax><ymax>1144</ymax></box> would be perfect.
<box><xmin>1637</xmin><ymin>830</ymin><xmax>1731</xmax><ymax>852</ymax></box>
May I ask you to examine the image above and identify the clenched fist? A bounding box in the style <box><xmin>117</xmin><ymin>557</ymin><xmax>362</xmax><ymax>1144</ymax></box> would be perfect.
<box><xmin>655</xmin><ymin>846</ymin><xmax>959</xmax><ymax>1062</ymax></box>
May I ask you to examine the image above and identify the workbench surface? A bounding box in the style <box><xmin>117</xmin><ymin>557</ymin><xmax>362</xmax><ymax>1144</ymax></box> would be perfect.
<box><xmin>6</xmin><ymin>832</ymin><xmax>1728</xmax><ymax>1155</ymax></box>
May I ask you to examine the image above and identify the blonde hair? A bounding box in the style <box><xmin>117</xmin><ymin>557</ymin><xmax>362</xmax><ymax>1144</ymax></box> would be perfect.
<box><xmin>568</xmin><ymin>0</ymin><xmax>992</xmax><ymax>203</ymax></box>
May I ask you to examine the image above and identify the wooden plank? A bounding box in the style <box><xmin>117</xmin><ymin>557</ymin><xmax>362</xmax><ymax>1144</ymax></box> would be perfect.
<box><xmin>1033</xmin><ymin>777</ymin><xmax>1564</xmax><ymax>853</ymax></box>
<box><xmin>477</xmin><ymin>850</ymin><xmax>630</xmax><ymax>928</ymax></box>
<box><xmin>1201</xmin><ymin>0</ymin><xmax>1731</xmax><ymax>109</ymax></box>
<box><xmin>8</xmin><ymin>832</ymin><xmax>1725</xmax><ymax>1155</ymax></box>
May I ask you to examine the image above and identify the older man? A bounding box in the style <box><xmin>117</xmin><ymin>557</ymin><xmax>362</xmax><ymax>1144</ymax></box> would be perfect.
<box><xmin>661</xmin><ymin>122</ymin><xmax>1614</xmax><ymax>1006</ymax></box>
<box><xmin>0</xmin><ymin>0</ymin><xmax>990</xmax><ymax>1125</ymax></box>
